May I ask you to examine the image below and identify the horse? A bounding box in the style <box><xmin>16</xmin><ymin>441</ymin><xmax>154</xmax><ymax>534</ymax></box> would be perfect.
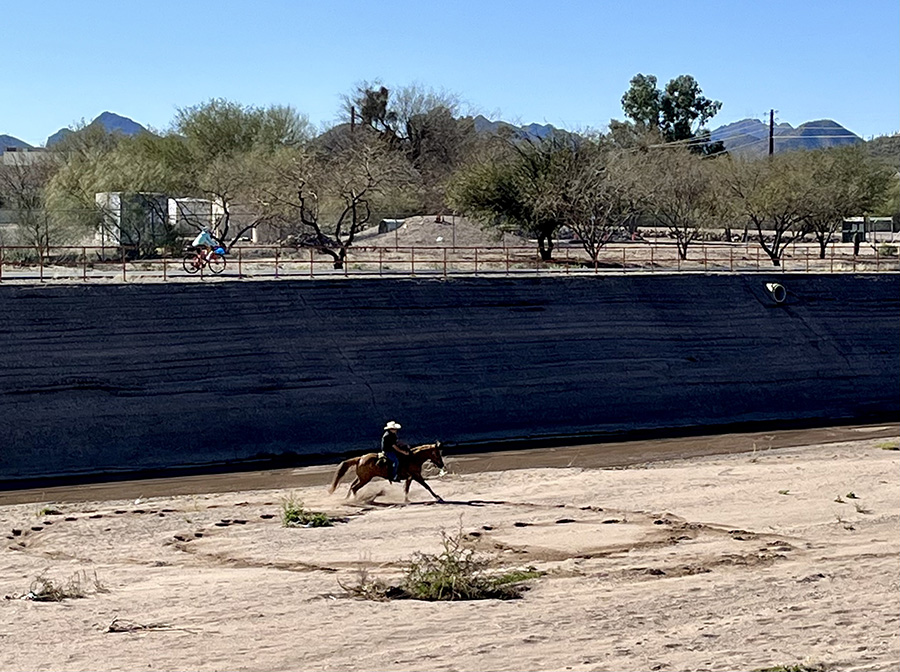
<box><xmin>328</xmin><ymin>441</ymin><xmax>445</xmax><ymax>503</ymax></box>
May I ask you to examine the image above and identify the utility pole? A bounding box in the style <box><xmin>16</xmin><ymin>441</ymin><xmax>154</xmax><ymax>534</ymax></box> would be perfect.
<box><xmin>768</xmin><ymin>109</ymin><xmax>774</xmax><ymax>156</ymax></box>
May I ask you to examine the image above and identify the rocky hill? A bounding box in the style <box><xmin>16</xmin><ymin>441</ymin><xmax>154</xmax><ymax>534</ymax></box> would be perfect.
<box><xmin>1</xmin><ymin>111</ymin><xmax>879</xmax><ymax>158</ymax></box>
<box><xmin>0</xmin><ymin>134</ymin><xmax>32</xmax><ymax>152</ymax></box>
<box><xmin>45</xmin><ymin>111</ymin><xmax>148</xmax><ymax>146</ymax></box>
<box><xmin>710</xmin><ymin>118</ymin><xmax>861</xmax><ymax>156</ymax></box>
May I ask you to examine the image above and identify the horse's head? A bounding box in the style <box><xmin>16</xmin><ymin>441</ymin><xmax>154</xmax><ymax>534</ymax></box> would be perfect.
<box><xmin>424</xmin><ymin>440</ymin><xmax>444</xmax><ymax>469</ymax></box>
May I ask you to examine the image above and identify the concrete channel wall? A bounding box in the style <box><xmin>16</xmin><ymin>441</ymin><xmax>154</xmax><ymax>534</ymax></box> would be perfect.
<box><xmin>1</xmin><ymin>274</ymin><xmax>897</xmax><ymax>483</ymax></box>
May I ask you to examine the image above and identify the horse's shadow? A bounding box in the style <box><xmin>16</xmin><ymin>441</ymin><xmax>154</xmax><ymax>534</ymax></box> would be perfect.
<box><xmin>346</xmin><ymin>495</ymin><xmax>511</xmax><ymax>508</ymax></box>
<box><xmin>379</xmin><ymin>499</ymin><xmax>511</xmax><ymax>507</ymax></box>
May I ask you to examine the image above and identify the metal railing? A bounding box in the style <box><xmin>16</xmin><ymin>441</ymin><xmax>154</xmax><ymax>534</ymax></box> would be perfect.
<box><xmin>0</xmin><ymin>241</ymin><xmax>896</xmax><ymax>283</ymax></box>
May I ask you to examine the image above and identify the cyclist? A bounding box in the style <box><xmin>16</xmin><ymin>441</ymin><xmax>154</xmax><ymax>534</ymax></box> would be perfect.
<box><xmin>191</xmin><ymin>226</ymin><xmax>223</xmax><ymax>262</ymax></box>
<box><xmin>381</xmin><ymin>421</ymin><xmax>409</xmax><ymax>483</ymax></box>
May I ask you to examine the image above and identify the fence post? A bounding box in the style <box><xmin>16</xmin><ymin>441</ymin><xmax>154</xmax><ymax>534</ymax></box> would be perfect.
<box><xmin>238</xmin><ymin>247</ymin><xmax>243</xmax><ymax>278</ymax></box>
<box><xmin>40</xmin><ymin>248</ymin><xmax>45</xmax><ymax>282</ymax></box>
<box><xmin>830</xmin><ymin>244</ymin><xmax>834</xmax><ymax>273</ymax></box>
<box><xmin>379</xmin><ymin>248</ymin><xmax>383</xmax><ymax>277</ymax></box>
<box><xmin>505</xmin><ymin>247</ymin><xmax>509</xmax><ymax>275</ymax></box>
<box><xmin>443</xmin><ymin>248</ymin><xmax>447</xmax><ymax>278</ymax></box>
<box><xmin>83</xmin><ymin>246</ymin><xmax>87</xmax><ymax>281</ymax></box>
<box><xmin>0</xmin><ymin>246</ymin><xmax>3</xmax><ymax>282</ymax></box>
<box><xmin>729</xmin><ymin>246</ymin><xmax>733</xmax><ymax>272</ymax></box>
<box><xmin>121</xmin><ymin>247</ymin><xmax>127</xmax><ymax>282</ymax></box>
<box><xmin>162</xmin><ymin>250</ymin><xmax>167</xmax><ymax>282</ymax></box>
<box><xmin>622</xmin><ymin>247</ymin><xmax>626</xmax><ymax>273</ymax></box>
<box><xmin>275</xmin><ymin>247</ymin><xmax>280</xmax><ymax>278</ymax></box>
<box><xmin>310</xmin><ymin>248</ymin><xmax>314</xmax><ymax>278</ymax></box>
<box><xmin>410</xmin><ymin>247</ymin><xmax>415</xmax><ymax>276</ymax></box>
<box><xmin>474</xmin><ymin>248</ymin><xmax>478</xmax><ymax>276</ymax></box>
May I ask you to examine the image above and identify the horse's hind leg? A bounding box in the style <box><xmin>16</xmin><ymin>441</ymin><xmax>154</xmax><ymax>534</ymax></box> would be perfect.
<box><xmin>346</xmin><ymin>477</ymin><xmax>362</xmax><ymax>498</ymax></box>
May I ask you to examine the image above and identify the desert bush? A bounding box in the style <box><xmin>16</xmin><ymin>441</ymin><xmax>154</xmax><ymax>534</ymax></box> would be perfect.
<box><xmin>26</xmin><ymin>570</ymin><xmax>107</xmax><ymax>601</ymax></box>
<box><xmin>280</xmin><ymin>494</ymin><xmax>332</xmax><ymax>528</ymax></box>
<box><xmin>342</xmin><ymin>528</ymin><xmax>541</xmax><ymax>601</ymax></box>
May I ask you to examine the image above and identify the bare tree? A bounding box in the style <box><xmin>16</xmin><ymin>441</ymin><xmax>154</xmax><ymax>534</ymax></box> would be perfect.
<box><xmin>251</xmin><ymin>139</ymin><xmax>409</xmax><ymax>268</ymax></box>
<box><xmin>637</xmin><ymin>145</ymin><xmax>718</xmax><ymax>259</ymax></box>
<box><xmin>0</xmin><ymin>151</ymin><xmax>74</xmax><ymax>257</ymax></box>
<box><xmin>553</xmin><ymin>144</ymin><xmax>641</xmax><ymax>265</ymax></box>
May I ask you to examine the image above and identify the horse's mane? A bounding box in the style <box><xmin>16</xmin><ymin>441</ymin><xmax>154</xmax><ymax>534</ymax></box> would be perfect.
<box><xmin>411</xmin><ymin>442</ymin><xmax>440</xmax><ymax>454</ymax></box>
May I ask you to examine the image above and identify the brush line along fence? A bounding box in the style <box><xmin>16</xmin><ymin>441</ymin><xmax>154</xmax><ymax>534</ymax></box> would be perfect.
<box><xmin>0</xmin><ymin>242</ymin><xmax>897</xmax><ymax>283</ymax></box>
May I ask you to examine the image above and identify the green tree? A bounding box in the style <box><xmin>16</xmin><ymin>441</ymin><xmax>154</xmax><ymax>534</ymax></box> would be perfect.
<box><xmin>449</xmin><ymin>137</ymin><xmax>566</xmax><ymax>260</ymax></box>
<box><xmin>173</xmin><ymin>98</ymin><xmax>312</xmax><ymax>164</ymax></box>
<box><xmin>621</xmin><ymin>73</ymin><xmax>662</xmax><ymax>131</ymax></box>
<box><xmin>44</xmin><ymin>123</ymin><xmax>123</xmax><ymax>248</ymax></box>
<box><xmin>720</xmin><ymin>152</ymin><xmax>818</xmax><ymax>266</ymax></box>
<box><xmin>806</xmin><ymin>146</ymin><xmax>894</xmax><ymax>258</ymax></box>
<box><xmin>620</xmin><ymin>73</ymin><xmax>723</xmax><ymax>153</ymax></box>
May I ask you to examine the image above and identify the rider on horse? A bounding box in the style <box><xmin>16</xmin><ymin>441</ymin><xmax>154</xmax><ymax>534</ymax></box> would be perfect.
<box><xmin>381</xmin><ymin>421</ymin><xmax>409</xmax><ymax>483</ymax></box>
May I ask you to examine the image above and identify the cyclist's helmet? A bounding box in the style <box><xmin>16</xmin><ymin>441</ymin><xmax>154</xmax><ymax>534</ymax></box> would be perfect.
<box><xmin>215</xmin><ymin>247</ymin><xmax>226</xmax><ymax>255</ymax></box>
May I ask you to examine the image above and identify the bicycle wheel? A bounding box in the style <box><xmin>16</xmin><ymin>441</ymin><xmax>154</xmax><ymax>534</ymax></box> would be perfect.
<box><xmin>182</xmin><ymin>253</ymin><xmax>201</xmax><ymax>274</ymax></box>
<box><xmin>208</xmin><ymin>254</ymin><xmax>226</xmax><ymax>275</ymax></box>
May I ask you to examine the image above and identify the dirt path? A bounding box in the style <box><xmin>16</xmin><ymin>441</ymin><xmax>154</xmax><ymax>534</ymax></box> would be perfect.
<box><xmin>2</xmin><ymin>423</ymin><xmax>895</xmax><ymax>506</ymax></box>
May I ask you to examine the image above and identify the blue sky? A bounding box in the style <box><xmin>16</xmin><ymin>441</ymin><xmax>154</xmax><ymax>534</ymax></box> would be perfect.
<box><xmin>3</xmin><ymin>0</ymin><xmax>898</xmax><ymax>147</ymax></box>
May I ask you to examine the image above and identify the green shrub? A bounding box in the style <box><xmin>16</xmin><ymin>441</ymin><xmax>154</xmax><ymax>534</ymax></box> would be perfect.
<box><xmin>401</xmin><ymin>530</ymin><xmax>538</xmax><ymax>601</ymax></box>
<box><xmin>280</xmin><ymin>495</ymin><xmax>332</xmax><ymax>528</ymax></box>
<box><xmin>340</xmin><ymin>529</ymin><xmax>542</xmax><ymax>602</ymax></box>
<box><xmin>878</xmin><ymin>243</ymin><xmax>898</xmax><ymax>257</ymax></box>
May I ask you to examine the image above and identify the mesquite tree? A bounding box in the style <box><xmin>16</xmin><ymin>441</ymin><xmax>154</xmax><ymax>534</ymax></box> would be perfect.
<box><xmin>250</xmin><ymin>137</ymin><xmax>410</xmax><ymax>268</ymax></box>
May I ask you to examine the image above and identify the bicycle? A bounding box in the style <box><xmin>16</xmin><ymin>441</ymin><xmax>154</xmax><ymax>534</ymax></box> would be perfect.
<box><xmin>183</xmin><ymin>247</ymin><xmax>227</xmax><ymax>275</ymax></box>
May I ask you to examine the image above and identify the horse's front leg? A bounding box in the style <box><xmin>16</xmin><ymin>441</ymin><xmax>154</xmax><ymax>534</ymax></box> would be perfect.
<box><xmin>403</xmin><ymin>477</ymin><xmax>413</xmax><ymax>503</ymax></box>
<box><xmin>410</xmin><ymin>475</ymin><xmax>443</xmax><ymax>503</ymax></box>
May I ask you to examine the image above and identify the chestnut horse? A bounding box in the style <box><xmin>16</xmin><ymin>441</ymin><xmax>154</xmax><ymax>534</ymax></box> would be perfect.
<box><xmin>328</xmin><ymin>442</ymin><xmax>445</xmax><ymax>502</ymax></box>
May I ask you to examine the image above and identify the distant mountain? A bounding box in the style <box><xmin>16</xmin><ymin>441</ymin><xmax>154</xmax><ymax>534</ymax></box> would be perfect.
<box><xmin>710</xmin><ymin>118</ymin><xmax>861</xmax><ymax>156</ymax></box>
<box><xmin>46</xmin><ymin>111</ymin><xmax>148</xmax><ymax>146</ymax></box>
<box><xmin>0</xmin><ymin>135</ymin><xmax>33</xmax><ymax>155</ymax></box>
<box><xmin>472</xmin><ymin>115</ymin><xmax>566</xmax><ymax>142</ymax></box>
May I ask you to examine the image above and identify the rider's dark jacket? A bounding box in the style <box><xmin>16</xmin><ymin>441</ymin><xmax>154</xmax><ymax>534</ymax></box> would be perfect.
<box><xmin>381</xmin><ymin>430</ymin><xmax>399</xmax><ymax>455</ymax></box>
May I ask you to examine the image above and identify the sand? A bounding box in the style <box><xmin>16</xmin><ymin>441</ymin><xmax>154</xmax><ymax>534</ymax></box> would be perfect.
<box><xmin>2</xmin><ymin>434</ymin><xmax>898</xmax><ymax>672</ymax></box>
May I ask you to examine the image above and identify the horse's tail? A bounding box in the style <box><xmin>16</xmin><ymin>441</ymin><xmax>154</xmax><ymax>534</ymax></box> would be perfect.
<box><xmin>328</xmin><ymin>457</ymin><xmax>360</xmax><ymax>494</ymax></box>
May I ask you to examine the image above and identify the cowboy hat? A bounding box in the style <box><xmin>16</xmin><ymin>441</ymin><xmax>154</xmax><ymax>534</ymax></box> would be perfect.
<box><xmin>384</xmin><ymin>421</ymin><xmax>402</xmax><ymax>430</ymax></box>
